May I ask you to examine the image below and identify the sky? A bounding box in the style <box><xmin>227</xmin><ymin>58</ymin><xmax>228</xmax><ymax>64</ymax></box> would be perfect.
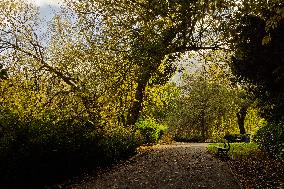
<box><xmin>25</xmin><ymin>0</ymin><xmax>63</xmax><ymax>7</ymax></box>
<box><xmin>22</xmin><ymin>0</ymin><xmax>64</xmax><ymax>33</ymax></box>
<box><xmin>24</xmin><ymin>0</ymin><xmax>64</xmax><ymax>21</ymax></box>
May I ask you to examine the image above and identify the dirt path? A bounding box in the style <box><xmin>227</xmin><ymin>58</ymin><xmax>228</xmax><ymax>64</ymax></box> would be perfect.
<box><xmin>68</xmin><ymin>143</ymin><xmax>242</xmax><ymax>189</ymax></box>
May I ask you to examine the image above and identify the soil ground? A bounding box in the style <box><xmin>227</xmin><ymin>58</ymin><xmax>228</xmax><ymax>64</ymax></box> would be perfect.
<box><xmin>62</xmin><ymin>143</ymin><xmax>242</xmax><ymax>189</ymax></box>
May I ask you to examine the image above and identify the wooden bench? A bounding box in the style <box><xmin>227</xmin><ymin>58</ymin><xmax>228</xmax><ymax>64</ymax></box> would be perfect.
<box><xmin>216</xmin><ymin>140</ymin><xmax>230</xmax><ymax>157</ymax></box>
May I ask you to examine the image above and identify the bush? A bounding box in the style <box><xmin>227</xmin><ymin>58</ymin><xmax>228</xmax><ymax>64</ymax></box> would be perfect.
<box><xmin>254</xmin><ymin>121</ymin><xmax>284</xmax><ymax>159</ymax></box>
<box><xmin>135</xmin><ymin>118</ymin><xmax>167</xmax><ymax>144</ymax></box>
<box><xmin>0</xmin><ymin>112</ymin><xmax>141</xmax><ymax>188</ymax></box>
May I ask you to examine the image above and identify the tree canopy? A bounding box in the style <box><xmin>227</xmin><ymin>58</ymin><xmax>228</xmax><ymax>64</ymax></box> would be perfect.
<box><xmin>230</xmin><ymin>3</ymin><xmax>284</xmax><ymax>121</ymax></box>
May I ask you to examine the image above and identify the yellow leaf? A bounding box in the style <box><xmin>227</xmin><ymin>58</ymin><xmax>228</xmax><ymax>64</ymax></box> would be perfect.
<box><xmin>262</xmin><ymin>35</ymin><xmax>271</xmax><ymax>45</ymax></box>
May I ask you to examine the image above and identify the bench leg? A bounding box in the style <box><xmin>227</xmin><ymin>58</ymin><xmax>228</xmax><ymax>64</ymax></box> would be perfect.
<box><xmin>217</xmin><ymin>149</ymin><xmax>228</xmax><ymax>157</ymax></box>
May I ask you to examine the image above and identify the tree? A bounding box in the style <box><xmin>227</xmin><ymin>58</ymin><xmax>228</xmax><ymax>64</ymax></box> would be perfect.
<box><xmin>230</xmin><ymin>10</ymin><xmax>284</xmax><ymax>121</ymax></box>
<box><xmin>142</xmin><ymin>82</ymin><xmax>180</xmax><ymax>123</ymax></box>
<box><xmin>67</xmin><ymin>0</ymin><xmax>233</xmax><ymax>126</ymax></box>
<box><xmin>168</xmin><ymin>73</ymin><xmax>239</xmax><ymax>141</ymax></box>
<box><xmin>165</xmin><ymin>50</ymin><xmax>239</xmax><ymax>141</ymax></box>
<box><xmin>0</xmin><ymin>0</ymin><xmax>134</xmax><ymax>127</ymax></box>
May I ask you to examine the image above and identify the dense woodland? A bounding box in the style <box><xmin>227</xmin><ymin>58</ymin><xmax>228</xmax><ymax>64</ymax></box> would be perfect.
<box><xmin>0</xmin><ymin>0</ymin><xmax>283</xmax><ymax>188</ymax></box>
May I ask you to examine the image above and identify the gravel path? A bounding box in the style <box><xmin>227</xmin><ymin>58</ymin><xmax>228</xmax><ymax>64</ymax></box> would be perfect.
<box><xmin>69</xmin><ymin>143</ymin><xmax>241</xmax><ymax>189</ymax></box>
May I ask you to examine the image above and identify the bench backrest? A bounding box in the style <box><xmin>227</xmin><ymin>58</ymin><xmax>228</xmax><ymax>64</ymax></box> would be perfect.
<box><xmin>224</xmin><ymin>141</ymin><xmax>230</xmax><ymax>151</ymax></box>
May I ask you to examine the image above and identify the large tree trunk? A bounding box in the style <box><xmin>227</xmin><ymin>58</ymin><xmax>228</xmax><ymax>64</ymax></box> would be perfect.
<box><xmin>237</xmin><ymin>106</ymin><xmax>248</xmax><ymax>134</ymax></box>
<box><xmin>125</xmin><ymin>21</ymin><xmax>194</xmax><ymax>126</ymax></box>
<box><xmin>126</xmin><ymin>71</ymin><xmax>151</xmax><ymax>126</ymax></box>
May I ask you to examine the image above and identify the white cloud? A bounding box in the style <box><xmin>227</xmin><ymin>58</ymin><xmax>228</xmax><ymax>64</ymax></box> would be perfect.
<box><xmin>24</xmin><ymin>0</ymin><xmax>63</xmax><ymax>7</ymax></box>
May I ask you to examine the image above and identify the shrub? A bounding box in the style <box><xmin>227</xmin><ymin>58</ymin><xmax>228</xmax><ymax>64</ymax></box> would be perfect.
<box><xmin>0</xmin><ymin>111</ymin><xmax>141</xmax><ymax>188</ymax></box>
<box><xmin>135</xmin><ymin>118</ymin><xmax>167</xmax><ymax>144</ymax></box>
<box><xmin>254</xmin><ymin>121</ymin><xmax>284</xmax><ymax>159</ymax></box>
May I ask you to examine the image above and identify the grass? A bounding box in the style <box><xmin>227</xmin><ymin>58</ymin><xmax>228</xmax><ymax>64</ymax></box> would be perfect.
<box><xmin>208</xmin><ymin>142</ymin><xmax>260</xmax><ymax>158</ymax></box>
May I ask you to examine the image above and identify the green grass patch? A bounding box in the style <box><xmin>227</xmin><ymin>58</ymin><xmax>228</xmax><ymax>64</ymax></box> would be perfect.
<box><xmin>208</xmin><ymin>142</ymin><xmax>260</xmax><ymax>158</ymax></box>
